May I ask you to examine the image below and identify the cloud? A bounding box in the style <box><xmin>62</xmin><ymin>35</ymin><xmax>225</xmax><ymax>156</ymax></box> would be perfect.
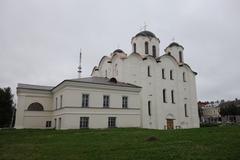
<box><xmin>0</xmin><ymin>0</ymin><xmax>240</xmax><ymax>101</ymax></box>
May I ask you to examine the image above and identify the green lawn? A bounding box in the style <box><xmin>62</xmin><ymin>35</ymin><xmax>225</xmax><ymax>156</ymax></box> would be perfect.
<box><xmin>0</xmin><ymin>126</ymin><xmax>240</xmax><ymax>160</ymax></box>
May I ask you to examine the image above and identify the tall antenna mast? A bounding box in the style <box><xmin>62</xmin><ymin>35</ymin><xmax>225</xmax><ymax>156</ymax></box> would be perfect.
<box><xmin>78</xmin><ymin>49</ymin><xmax>82</xmax><ymax>78</ymax></box>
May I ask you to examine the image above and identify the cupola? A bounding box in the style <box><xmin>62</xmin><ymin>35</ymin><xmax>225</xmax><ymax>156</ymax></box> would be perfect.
<box><xmin>164</xmin><ymin>42</ymin><xmax>184</xmax><ymax>63</ymax></box>
<box><xmin>131</xmin><ymin>30</ymin><xmax>160</xmax><ymax>58</ymax></box>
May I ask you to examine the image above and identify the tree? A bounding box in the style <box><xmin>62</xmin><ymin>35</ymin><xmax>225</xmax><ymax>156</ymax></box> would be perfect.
<box><xmin>0</xmin><ymin>87</ymin><xmax>15</xmax><ymax>128</ymax></box>
<box><xmin>220</xmin><ymin>103</ymin><xmax>240</xmax><ymax>116</ymax></box>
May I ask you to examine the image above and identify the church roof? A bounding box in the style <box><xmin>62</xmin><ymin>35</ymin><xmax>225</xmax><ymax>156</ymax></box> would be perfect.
<box><xmin>135</xmin><ymin>30</ymin><xmax>156</xmax><ymax>38</ymax></box>
<box><xmin>67</xmin><ymin>77</ymin><xmax>141</xmax><ymax>88</ymax></box>
<box><xmin>166</xmin><ymin>42</ymin><xmax>184</xmax><ymax>49</ymax></box>
<box><xmin>17</xmin><ymin>83</ymin><xmax>53</xmax><ymax>91</ymax></box>
<box><xmin>113</xmin><ymin>49</ymin><xmax>124</xmax><ymax>53</ymax></box>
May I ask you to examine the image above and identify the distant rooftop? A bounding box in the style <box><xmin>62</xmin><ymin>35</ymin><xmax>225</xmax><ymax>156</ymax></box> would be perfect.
<box><xmin>17</xmin><ymin>83</ymin><xmax>53</xmax><ymax>91</ymax></box>
<box><xmin>18</xmin><ymin>77</ymin><xmax>141</xmax><ymax>91</ymax></box>
<box><xmin>67</xmin><ymin>77</ymin><xmax>141</xmax><ymax>88</ymax></box>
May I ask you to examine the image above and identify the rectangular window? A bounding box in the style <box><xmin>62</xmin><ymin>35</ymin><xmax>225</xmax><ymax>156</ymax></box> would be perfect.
<box><xmin>82</xmin><ymin>94</ymin><xmax>89</xmax><ymax>107</ymax></box>
<box><xmin>170</xmin><ymin>70</ymin><xmax>173</xmax><ymax>80</ymax></box>
<box><xmin>55</xmin><ymin>97</ymin><xmax>58</xmax><ymax>109</ymax></box>
<box><xmin>147</xmin><ymin>66</ymin><xmax>151</xmax><ymax>77</ymax></box>
<box><xmin>171</xmin><ymin>90</ymin><xmax>175</xmax><ymax>104</ymax></box>
<box><xmin>103</xmin><ymin>95</ymin><xmax>110</xmax><ymax>108</ymax></box>
<box><xmin>108</xmin><ymin>117</ymin><xmax>116</xmax><ymax>128</ymax></box>
<box><xmin>60</xmin><ymin>95</ymin><xmax>63</xmax><ymax>108</ymax></box>
<box><xmin>46</xmin><ymin>121</ymin><xmax>51</xmax><ymax>128</ymax></box>
<box><xmin>162</xmin><ymin>69</ymin><xmax>165</xmax><ymax>79</ymax></box>
<box><xmin>148</xmin><ymin>101</ymin><xmax>151</xmax><ymax>116</ymax></box>
<box><xmin>80</xmin><ymin>117</ymin><xmax>89</xmax><ymax>128</ymax></box>
<box><xmin>184</xmin><ymin>104</ymin><xmax>188</xmax><ymax>117</ymax></box>
<box><xmin>122</xmin><ymin>96</ymin><xmax>128</xmax><ymax>108</ymax></box>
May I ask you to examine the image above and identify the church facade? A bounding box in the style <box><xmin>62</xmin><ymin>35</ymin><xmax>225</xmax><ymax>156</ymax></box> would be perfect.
<box><xmin>15</xmin><ymin>30</ymin><xmax>200</xmax><ymax>130</ymax></box>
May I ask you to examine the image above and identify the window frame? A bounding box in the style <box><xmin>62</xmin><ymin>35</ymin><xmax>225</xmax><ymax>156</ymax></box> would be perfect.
<box><xmin>80</xmin><ymin>117</ymin><xmax>89</xmax><ymax>129</ymax></box>
<box><xmin>46</xmin><ymin>121</ymin><xmax>51</xmax><ymax>128</ymax></box>
<box><xmin>103</xmin><ymin>95</ymin><xmax>110</xmax><ymax>108</ymax></box>
<box><xmin>122</xmin><ymin>96</ymin><xmax>128</xmax><ymax>109</ymax></box>
<box><xmin>82</xmin><ymin>94</ymin><xmax>89</xmax><ymax>108</ymax></box>
<box><xmin>108</xmin><ymin>117</ymin><xmax>116</xmax><ymax>128</ymax></box>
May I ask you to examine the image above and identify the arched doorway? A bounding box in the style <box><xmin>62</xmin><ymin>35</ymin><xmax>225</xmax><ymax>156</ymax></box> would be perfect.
<box><xmin>166</xmin><ymin>113</ymin><xmax>175</xmax><ymax>130</ymax></box>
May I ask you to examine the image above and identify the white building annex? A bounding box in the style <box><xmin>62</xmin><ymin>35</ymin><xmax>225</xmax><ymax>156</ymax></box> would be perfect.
<box><xmin>15</xmin><ymin>30</ymin><xmax>200</xmax><ymax>130</ymax></box>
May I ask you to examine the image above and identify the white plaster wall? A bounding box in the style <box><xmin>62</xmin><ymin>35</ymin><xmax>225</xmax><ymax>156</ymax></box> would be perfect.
<box><xmin>15</xmin><ymin>90</ymin><xmax>53</xmax><ymax>129</ymax></box>
<box><xmin>97</xmin><ymin>50</ymin><xmax>199</xmax><ymax>129</ymax></box>
<box><xmin>53</xmin><ymin>108</ymin><xmax>140</xmax><ymax>129</ymax></box>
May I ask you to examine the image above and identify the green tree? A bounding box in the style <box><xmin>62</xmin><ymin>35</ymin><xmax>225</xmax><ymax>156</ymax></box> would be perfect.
<box><xmin>220</xmin><ymin>103</ymin><xmax>240</xmax><ymax>116</ymax></box>
<box><xmin>0</xmin><ymin>87</ymin><xmax>15</xmax><ymax>128</ymax></box>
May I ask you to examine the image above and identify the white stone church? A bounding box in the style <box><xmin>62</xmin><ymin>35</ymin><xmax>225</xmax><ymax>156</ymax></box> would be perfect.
<box><xmin>15</xmin><ymin>30</ymin><xmax>200</xmax><ymax>130</ymax></box>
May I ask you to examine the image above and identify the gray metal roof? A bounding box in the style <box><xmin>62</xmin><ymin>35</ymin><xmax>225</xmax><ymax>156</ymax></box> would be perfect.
<box><xmin>67</xmin><ymin>77</ymin><xmax>141</xmax><ymax>88</ymax></box>
<box><xmin>17</xmin><ymin>83</ymin><xmax>53</xmax><ymax>91</ymax></box>
<box><xmin>135</xmin><ymin>30</ymin><xmax>156</xmax><ymax>38</ymax></box>
<box><xmin>17</xmin><ymin>77</ymin><xmax>141</xmax><ymax>92</ymax></box>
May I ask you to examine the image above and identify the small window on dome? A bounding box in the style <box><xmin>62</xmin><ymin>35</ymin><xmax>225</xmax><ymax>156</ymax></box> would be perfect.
<box><xmin>152</xmin><ymin>45</ymin><xmax>156</xmax><ymax>57</ymax></box>
<box><xmin>133</xmin><ymin>43</ymin><xmax>136</xmax><ymax>53</ymax></box>
<box><xmin>179</xmin><ymin>51</ymin><xmax>183</xmax><ymax>63</ymax></box>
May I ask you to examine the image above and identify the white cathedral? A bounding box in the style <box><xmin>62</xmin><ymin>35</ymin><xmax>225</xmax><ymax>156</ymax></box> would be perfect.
<box><xmin>15</xmin><ymin>30</ymin><xmax>200</xmax><ymax>130</ymax></box>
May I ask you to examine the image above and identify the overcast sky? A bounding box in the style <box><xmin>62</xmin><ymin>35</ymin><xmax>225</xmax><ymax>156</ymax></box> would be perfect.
<box><xmin>0</xmin><ymin>0</ymin><xmax>240</xmax><ymax>101</ymax></box>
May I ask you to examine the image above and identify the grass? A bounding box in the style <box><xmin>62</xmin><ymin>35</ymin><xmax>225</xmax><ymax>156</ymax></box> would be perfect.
<box><xmin>0</xmin><ymin>126</ymin><xmax>240</xmax><ymax>160</ymax></box>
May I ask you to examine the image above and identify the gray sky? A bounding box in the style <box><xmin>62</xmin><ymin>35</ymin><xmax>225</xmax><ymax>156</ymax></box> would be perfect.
<box><xmin>0</xmin><ymin>0</ymin><xmax>240</xmax><ymax>101</ymax></box>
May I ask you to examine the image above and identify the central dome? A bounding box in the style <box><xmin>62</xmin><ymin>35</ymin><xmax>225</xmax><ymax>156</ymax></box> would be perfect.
<box><xmin>135</xmin><ymin>30</ymin><xmax>156</xmax><ymax>38</ymax></box>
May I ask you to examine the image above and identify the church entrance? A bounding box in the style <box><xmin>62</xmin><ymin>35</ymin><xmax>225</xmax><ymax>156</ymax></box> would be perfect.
<box><xmin>166</xmin><ymin>119</ymin><xmax>174</xmax><ymax>130</ymax></box>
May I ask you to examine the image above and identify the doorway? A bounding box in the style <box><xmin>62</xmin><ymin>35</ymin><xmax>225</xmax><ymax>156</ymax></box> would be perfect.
<box><xmin>166</xmin><ymin>119</ymin><xmax>174</xmax><ymax>129</ymax></box>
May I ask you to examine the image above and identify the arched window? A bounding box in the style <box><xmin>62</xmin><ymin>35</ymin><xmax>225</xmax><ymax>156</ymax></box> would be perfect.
<box><xmin>171</xmin><ymin>90</ymin><xmax>175</xmax><ymax>104</ymax></box>
<box><xmin>145</xmin><ymin>41</ymin><xmax>149</xmax><ymax>54</ymax></box>
<box><xmin>163</xmin><ymin>89</ymin><xmax>167</xmax><ymax>103</ymax></box>
<box><xmin>27</xmin><ymin>102</ymin><xmax>44</xmax><ymax>111</ymax></box>
<box><xmin>183</xmin><ymin>72</ymin><xmax>186</xmax><ymax>82</ymax></box>
<box><xmin>184</xmin><ymin>104</ymin><xmax>188</xmax><ymax>117</ymax></box>
<box><xmin>147</xmin><ymin>66</ymin><xmax>151</xmax><ymax>77</ymax></box>
<box><xmin>162</xmin><ymin>69</ymin><xmax>165</xmax><ymax>79</ymax></box>
<box><xmin>170</xmin><ymin>70</ymin><xmax>173</xmax><ymax>80</ymax></box>
<box><xmin>179</xmin><ymin>51</ymin><xmax>183</xmax><ymax>63</ymax></box>
<box><xmin>148</xmin><ymin>101</ymin><xmax>151</xmax><ymax>116</ymax></box>
<box><xmin>105</xmin><ymin>70</ymin><xmax>107</xmax><ymax>77</ymax></box>
<box><xmin>152</xmin><ymin>45</ymin><xmax>156</xmax><ymax>57</ymax></box>
<box><xmin>133</xmin><ymin>43</ymin><xmax>136</xmax><ymax>53</ymax></box>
